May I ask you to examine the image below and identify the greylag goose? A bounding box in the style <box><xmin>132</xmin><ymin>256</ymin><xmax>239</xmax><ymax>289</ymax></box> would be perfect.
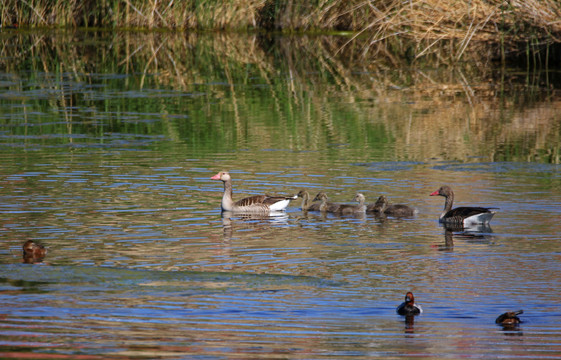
<box><xmin>370</xmin><ymin>195</ymin><xmax>416</xmax><ymax>217</ymax></box>
<box><xmin>314</xmin><ymin>192</ymin><xmax>366</xmax><ymax>214</ymax></box>
<box><xmin>338</xmin><ymin>193</ymin><xmax>366</xmax><ymax>215</ymax></box>
<box><xmin>396</xmin><ymin>291</ymin><xmax>422</xmax><ymax>316</ymax></box>
<box><xmin>312</xmin><ymin>192</ymin><xmax>341</xmax><ymax>213</ymax></box>
<box><xmin>366</xmin><ymin>202</ymin><xmax>379</xmax><ymax>213</ymax></box>
<box><xmin>297</xmin><ymin>190</ymin><xmax>321</xmax><ymax>211</ymax></box>
<box><xmin>430</xmin><ymin>185</ymin><xmax>496</xmax><ymax>226</ymax></box>
<box><xmin>211</xmin><ymin>171</ymin><xmax>296</xmax><ymax>212</ymax></box>
<box><xmin>366</xmin><ymin>195</ymin><xmax>387</xmax><ymax>213</ymax></box>
<box><xmin>495</xmin><ymin>310</ymin><xmax>523</xmax><ymax>326</ymax></box>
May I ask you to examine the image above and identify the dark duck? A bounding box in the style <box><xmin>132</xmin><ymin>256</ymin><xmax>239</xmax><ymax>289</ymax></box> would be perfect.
<box><xmin>396</xmin><ymin>291</ymin><xmax>422</xmax><ymax>316</ymax></box>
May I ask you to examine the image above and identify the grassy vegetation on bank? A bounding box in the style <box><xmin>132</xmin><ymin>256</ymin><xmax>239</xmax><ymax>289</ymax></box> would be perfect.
<box><xmin>2</xmin><ymin>0</ymin><xmax>561</xmax><ymax>60</ymax></box>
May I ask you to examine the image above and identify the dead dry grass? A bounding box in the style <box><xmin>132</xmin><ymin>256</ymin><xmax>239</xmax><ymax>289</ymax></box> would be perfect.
<box><xmin>3</xmin><ymin>0</ymin><xmax>561</xmax><ymax>61</ymax></box>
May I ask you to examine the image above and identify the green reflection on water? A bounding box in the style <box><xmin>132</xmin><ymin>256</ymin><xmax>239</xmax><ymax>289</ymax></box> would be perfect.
<box><xmin>0</xmin><ymin>30</ymin><xmax>560</xmax><ymax>163</ymax></box>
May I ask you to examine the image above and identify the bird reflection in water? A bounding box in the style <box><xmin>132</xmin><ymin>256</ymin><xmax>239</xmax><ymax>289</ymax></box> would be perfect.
<box><xmin>22</xmin><ymin>240</ymin><xmax>47</xmax><ymax>264</ymax></box>
<box><xmin>220</xmin><ymin>210</ymin><xmax>289</xmax><ymax>242</ymax></box>
<box><xmin>434</xmin><ymin>223</ymin><xmax>495</xmax><ymax>251</ymax></box>
<box><xmin>404</xmin><ymin>315</ymin><xmax>416</xmax><ymax>333</ymax></box>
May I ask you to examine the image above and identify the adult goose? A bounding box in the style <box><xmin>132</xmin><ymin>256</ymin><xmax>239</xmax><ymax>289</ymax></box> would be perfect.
<box><xmin>297</xmin><ymin>190</ymin><xmax>321</xmax><ymax>211</ymax></box>
<box><xmin>396</xmin><ymin>291</ymin><xmax>422</xmax><ymax>316</ymax></box>
<box><xmin>369</xmin><ymin>195</ymin><xmax>416</xmax><ymax>217</ymax></box>
<box><xmin>430</xmin><ymin>185</ymin><xmax>496</xmax><ymax>226</ymax></box>
<box><xmin>211</xmin><ymin>171</ymin><xmax>296</xmax><ymax>213</ymax></box>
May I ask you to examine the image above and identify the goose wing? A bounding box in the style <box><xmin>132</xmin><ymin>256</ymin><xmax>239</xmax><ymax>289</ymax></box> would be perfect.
<box><xmin>235</xmin><ymin>195</ymin><xmax>294</xmax><ymax>207</ymax></box>
<box><xmin>446</xmin><ymin>206</ymin><xmax>494</xmax><ymax>218</ymax></box>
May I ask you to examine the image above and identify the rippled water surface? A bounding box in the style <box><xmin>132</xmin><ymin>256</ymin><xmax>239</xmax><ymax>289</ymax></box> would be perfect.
<box><xmin>1</xmin><ymin>30</ymin><xmax>561</xmax><ymax>359</ymax></box>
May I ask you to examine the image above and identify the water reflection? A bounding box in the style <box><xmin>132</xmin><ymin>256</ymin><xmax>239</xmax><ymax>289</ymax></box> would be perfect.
<box><xmin>370</xmin><ymin>211</ymin><xmax>416</xmax><ymax>222</ymax></box>
<box><xmin>440</xmin><ymin>230</ymin><xmax>455</xmax><ymax>251</ymax></box>
<box><xmin>1</xmin><ymin>31</ymin><xmax>560</xmax><ymax>163</ymax></box>
<box><xmin>404</xmin><ymin>315</ymin><xmax>416</xmax><ymax>333</ymax></box>
<box><xmin>303</xmin><ymin>209</ymin><xmax>367</xmax><ymax>221</ymax></box>
<box><xmin>1</xmin><ymin>29</ymin><xmax>561</xmax><ymax>360</ymax></box>
<box><xmin>221</xmin><ymin>210</ymin><xmax>289</xmax><ymax>222</ymax></box>
<box><xmin>221</xmin><ymin>210</ymin><xmax>290</xmax><ymax>242</ymax></box>
<box><xmin>437</xmin><ymin>224</ymin><xmax>496</xmax><ymax>251</ymax></box>
<box><xmin>497</xmin><ymin>315</ymin><xmax>524</xmax><ymax>336</ymax></box>
<box><xmin>300</xmin><ymin>209</ymin><xmax>329</xmax><ymax>221</ymax></box>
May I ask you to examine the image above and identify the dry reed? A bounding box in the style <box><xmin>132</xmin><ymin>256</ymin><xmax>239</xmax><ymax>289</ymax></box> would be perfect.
<box><xmin>2</xmin><ymin>0</ymin><xmax>561</xmax><ymax>60</ymax></box>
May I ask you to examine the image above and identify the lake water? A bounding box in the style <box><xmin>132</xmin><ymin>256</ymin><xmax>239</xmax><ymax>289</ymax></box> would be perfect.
<box><xmin>1</xmin><ymin>29</ymin><xmax>561</xmax><ymax>359</ymax></box>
